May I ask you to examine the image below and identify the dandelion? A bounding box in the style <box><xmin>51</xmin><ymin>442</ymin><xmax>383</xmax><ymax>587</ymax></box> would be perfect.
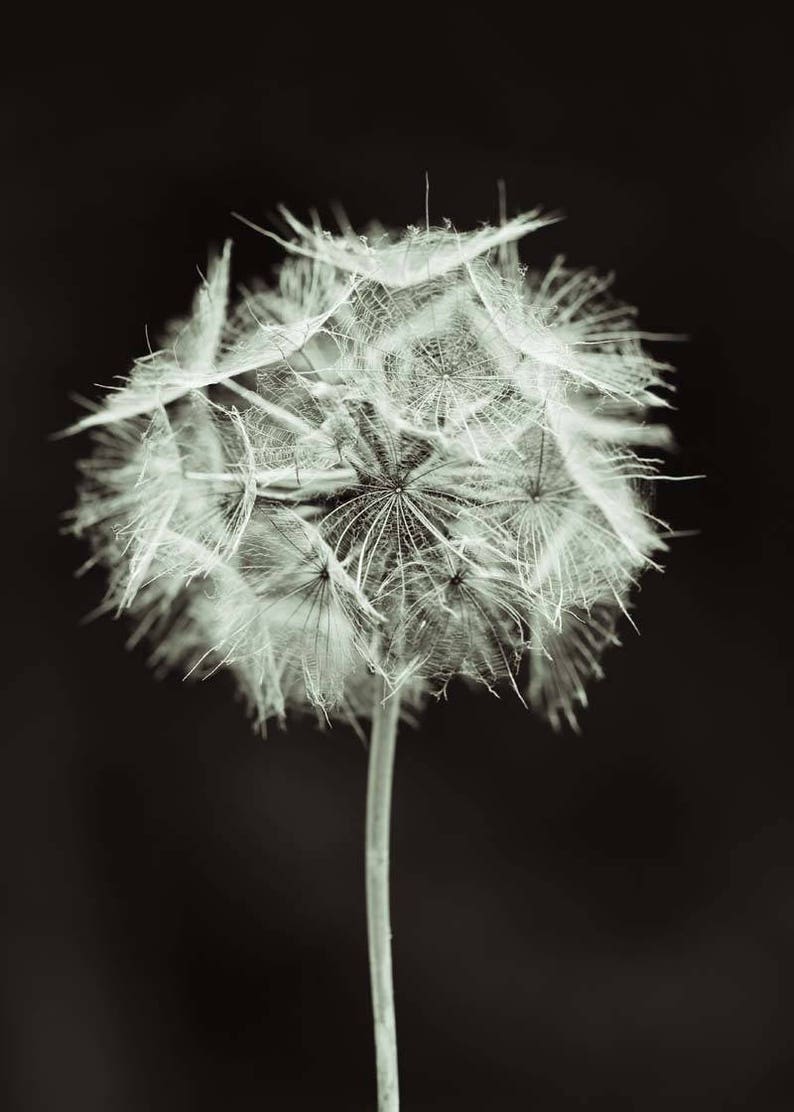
<box><xmin>66</xmin><ymin>198</ymin><xmax>676</xmax><ymax>1111</ymax></box>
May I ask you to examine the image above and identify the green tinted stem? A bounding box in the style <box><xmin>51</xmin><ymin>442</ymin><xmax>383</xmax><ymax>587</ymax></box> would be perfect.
<box><xmin>366</xmin><ymin>679</ymin><xmax>401</xmax><ymax>1112</ymax></box>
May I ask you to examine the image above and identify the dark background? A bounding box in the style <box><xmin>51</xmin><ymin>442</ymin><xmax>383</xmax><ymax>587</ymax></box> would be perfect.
<box><xmin>4</xmin><ymin>13</ymin><xmax>793</xmax><ymax>1111</ymax></box>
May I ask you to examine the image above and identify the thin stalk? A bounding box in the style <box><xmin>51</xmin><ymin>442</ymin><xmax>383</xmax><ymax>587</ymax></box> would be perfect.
<box><xmin>366</xmin><ymin>678</ymin><xmax>401</xmax><ymax>1112</ymax></box>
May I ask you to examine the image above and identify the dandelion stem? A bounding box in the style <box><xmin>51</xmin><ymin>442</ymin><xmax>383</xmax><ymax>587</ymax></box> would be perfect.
<box><xmin>366</xmin><ymin>677</ymin><xmax>401</xmax><ymax>1112</ymax></box>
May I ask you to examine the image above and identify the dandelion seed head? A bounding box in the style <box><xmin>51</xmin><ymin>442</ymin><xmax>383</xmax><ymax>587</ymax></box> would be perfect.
<box><xmin>68</xmin><ymin>201</ymin><xmax>676</xmax><ymax>731</ymax></box>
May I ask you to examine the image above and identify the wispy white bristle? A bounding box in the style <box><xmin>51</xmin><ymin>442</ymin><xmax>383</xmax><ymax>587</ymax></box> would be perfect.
<box><xmin>69</xmin><ymin>204</ymin><xmax>677</xmax><ymax>730</ymax></box>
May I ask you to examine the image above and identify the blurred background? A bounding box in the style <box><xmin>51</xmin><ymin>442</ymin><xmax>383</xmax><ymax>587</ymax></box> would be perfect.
<box><xmin>3</xmin><ymin>12</ymin><xmax>792</xmax><ymax>1110</ymax></box>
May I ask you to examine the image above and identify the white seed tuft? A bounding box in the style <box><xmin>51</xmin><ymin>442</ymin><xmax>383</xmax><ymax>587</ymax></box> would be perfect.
<box><xmin>68</xmin><ymin>204</ymin><xmax>676</xmax><ymax>731</ymax></box>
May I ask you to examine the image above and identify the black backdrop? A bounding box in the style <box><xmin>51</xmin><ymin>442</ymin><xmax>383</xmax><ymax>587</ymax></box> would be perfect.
<box><xmin>4</xmin><ymin>13</ymin><xmax>793</xmax><ymax>1111</ymax></box>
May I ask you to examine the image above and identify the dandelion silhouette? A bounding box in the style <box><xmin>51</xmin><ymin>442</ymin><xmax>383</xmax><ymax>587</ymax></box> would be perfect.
<box><xmin>67</xmin><ymin>197</ymin><xmax>676</xmax><ymax>1111</ymax></box>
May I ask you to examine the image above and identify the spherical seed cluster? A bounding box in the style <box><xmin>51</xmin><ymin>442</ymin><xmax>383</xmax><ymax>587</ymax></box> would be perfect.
<box><xmin>69</xmin><ymin>207</ymin><xmax>673</xmax><ymax>731</ymax></box>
